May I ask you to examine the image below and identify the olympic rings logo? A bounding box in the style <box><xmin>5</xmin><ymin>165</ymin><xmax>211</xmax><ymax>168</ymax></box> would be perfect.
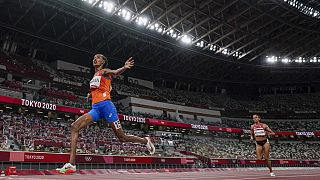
<box><xmin>85</xmin><ymin>156</ymin><xmax>92</xmax><ymax>162</ymax></box>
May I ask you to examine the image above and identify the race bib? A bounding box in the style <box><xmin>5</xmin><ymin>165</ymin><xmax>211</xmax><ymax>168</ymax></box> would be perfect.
<box><xmin>113</xmin><ymin>120</ymin><xmax>122</xmax><ymax>130</ymax></box>
<box><xmin>254</xmin><ymin>129</ymin><xmax>266</xmax><ymax>136</ymax></box>
<box><xmin>90</xmin><ymin>76</ymin><xmax>101</xmax><ymax>89</ymax></box>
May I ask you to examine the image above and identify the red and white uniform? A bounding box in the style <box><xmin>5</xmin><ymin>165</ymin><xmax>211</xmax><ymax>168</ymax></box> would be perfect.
<box><xmin>251</xmin><ymin>123</ymin><xmax>269</xmax><ymax>137</ymax></box>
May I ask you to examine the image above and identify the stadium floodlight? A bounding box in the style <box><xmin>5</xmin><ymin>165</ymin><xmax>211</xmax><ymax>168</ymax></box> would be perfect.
<box><xmin>166</xmin><ymin>29</ymin><xmax>178</xmax><ymax>39</ymax></box>
<box><xmin>309</xmin><ymin>57</ymin><xmax>316</xmax><ymax>63</ymax></box>
<box><xmin>209</xmin><ymin>45</ymin><xmax>218</xmax><ymax>51</ymax></box>
<box><xmin>213</xmin><ymin>45</ymin><xmax>217</xmax><ymax>51</ymax></box>
<box><xmin>117</xmin><ymin>9</ymin><xmax>123</xmax><ymax>16</ymax></box>
<box><xmin>233</xmin><ymin>51</ymin><xmax>241</xmax><ymax>57</ymax></box>
<box><xmin>82</xmin><ymin>0</ymin><xmax>97</xmax><ymax>4</ymax></box>
<box><xmin>103</xmin><ymin>1</ymin><xmax>114</xmax><ymax>13</ymax></box>
<box><xmin>121</xmin><ymin>9</ymin><xmax>127</xmax><ymax>14</ymax></box>
<box><xmin>295</xmin><ymin>58</ymin><xmax>303</xmax><ymax>63</ymax></box>
<box><xmin>136</xmin><ymin>16</ymin><xmax>149</xmax><ymax>26</ymax></box>
<box><xmin>117</xmin><ymin>8</ymin><xmax>132</xmax><ymax>20</ymax></box>
<box><xmin>199</xmin><ymin>41</ymin><xmax>204</xmax><ymax>48</ymax></box>
<box><xmin>148</xmin><ymin>24</ymin><xmax>155</xmax><ymax>30</ymax></box>
<box><xmin>172</xmin><ymin>33</ymin><xmax>177</xmax><ymax>38</ymax></box>
<box><xmin>124</xmin><ymin>12</ymin><xmax>131</xmax><ymax>21</ymax></box>
<box><xmin>148</xmin><ymin>22</ymin><xmax>164</xmax><ymax>33</ymax></box>
<box><xmin>196</xmin><ymin>41</ymin><xmax>204</xmax><ymax>48</ymax></box>
<box><xmin>181</xmin><ymin>35</ymin><xmax>192</xmax><ymax>44</ymax></box>
<box><xmin>88</xmin><ymin>0</ymin><xmax>95</xmax><ymax>4</ymax></box>
<box><xmin>284</xmin><ymin>0</ymin><xmax>320</xmax><ymax>19</ymax></box>
<box><xmin>222</xmin><ymin>48</ymin><xmax>228</xmax><ymax>55</ymax></box>
<box><xmin>266</xmin><ymin>56</ymin><xmax>277</xmax><ymax>63</ymax></box>
<box><xmin>281</xmin><ymin>58</ymin><xmax>289</xmax><ymax>63</ymax></box>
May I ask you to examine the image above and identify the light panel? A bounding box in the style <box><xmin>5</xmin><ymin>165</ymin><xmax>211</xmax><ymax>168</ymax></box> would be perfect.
<box><xmin>266</xmin><ymin>55</ymin><xmax>320</xmax><ymax>64</ymax></box>
<box><xmin>79</xmin><ymin>0</ymin><xmax>249</xmax><ymax>60</ymax></box>
<box><xmin>181</xmin><ymin>35</ymin><xmax>192</xmax><ymax>44</ymax></box>
<box><xmin>135</xmin><ymin>16</ymin><xmax>149</xmax><ymax>26</ymax></box>
<box><xmin>283</xmin><ymin>0</ymin><xmax>320</xmax><ymax>19</ymax></box>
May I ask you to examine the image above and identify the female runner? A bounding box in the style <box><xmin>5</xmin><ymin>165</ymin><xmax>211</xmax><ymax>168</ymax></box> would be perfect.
<box><xmin>250</xmin><ymin>114</ymin><xmax>275</xmax><ymax>177</ymax></box>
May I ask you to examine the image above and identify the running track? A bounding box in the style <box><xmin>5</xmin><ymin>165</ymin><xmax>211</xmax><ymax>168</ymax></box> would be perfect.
<box><xmin>2</xmin><ymin>168</ymin><xmax>319</xmax><ymax>180</ymax></box>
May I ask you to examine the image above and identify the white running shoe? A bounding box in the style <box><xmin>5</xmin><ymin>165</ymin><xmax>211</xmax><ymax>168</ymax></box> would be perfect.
<box><xmin>145</xmin><ymin>137</ymin><xmax>155</xmax><ymax>155</ymax></box>
<box><xmin>56</xmin><ymin>163</ymin><xmax>76</xmax><ymax>174</ymax></box>
<box><xmin>270</xmin><ymin>172</ymin><xmax>276</xmax><ymax>177</ymax></box>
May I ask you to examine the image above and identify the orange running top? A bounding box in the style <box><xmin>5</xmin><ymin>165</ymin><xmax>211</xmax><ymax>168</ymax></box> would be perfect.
<box><xmin>89</xmin><ymin>70</ymin><xmax>112</xmax><ymax>105</ymax></box>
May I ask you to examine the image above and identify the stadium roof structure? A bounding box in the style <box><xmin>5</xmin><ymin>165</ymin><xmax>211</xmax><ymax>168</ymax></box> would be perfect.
<box><xmin>0</xmin><ymin>0</ymin><xmax>320</xmax><ymax>84</ymax></box>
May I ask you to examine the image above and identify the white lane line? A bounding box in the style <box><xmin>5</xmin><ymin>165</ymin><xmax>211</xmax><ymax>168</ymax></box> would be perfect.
<box><xmin>27</xmin><ymin>171</ymin><xmax>319</xmax><ymax>180</ymax></box>
<box><xmin>8</xmin><ymin>169</ymin><xmax>320</xmax><ymax>180</ymax></box>
<box><xmin>223</xmin><ymin>174</ymin><xmax>320</xmax><ymax>180</ymax></box>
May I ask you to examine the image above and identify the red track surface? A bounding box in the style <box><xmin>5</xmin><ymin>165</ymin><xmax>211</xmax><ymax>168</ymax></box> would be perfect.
<box><xmin>2</xmin><ymin>168</ymin><xmax>319</xmax><ymax>180</ymax></box>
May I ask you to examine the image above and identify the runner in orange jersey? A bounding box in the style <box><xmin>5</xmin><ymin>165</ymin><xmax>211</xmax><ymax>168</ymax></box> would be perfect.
<box><xmin>57</xmin><ymin>54</ymin><xmax>155</xmax><ymax>174</ymax></box>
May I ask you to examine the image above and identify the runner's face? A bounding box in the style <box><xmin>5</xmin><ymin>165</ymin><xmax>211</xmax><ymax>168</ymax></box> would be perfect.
<box><xmin>93</xmin><ymin>55</ymin><xmax>105</xmax><ymax>67</ymax></box>
<box><xmin>253</xmin><ymin>115</ymin><xmax>260</xmax><ymax>123</ymax></box>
